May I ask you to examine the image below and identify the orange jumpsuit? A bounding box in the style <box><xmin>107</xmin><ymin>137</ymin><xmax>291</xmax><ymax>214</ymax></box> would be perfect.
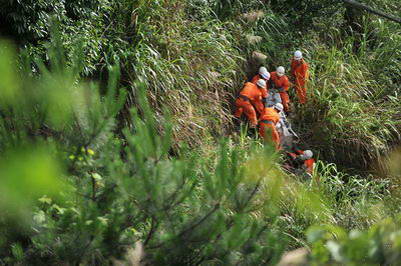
<box><xmin>291</xmin><ymin>59</ymin><xmax>309</xmax><ymax>104</ymax></box>
<box><xmin>251</xmin><ymin>74</ymin><xmax>269</xmax><ymax>96</ymax></box>
<box><xmin>251</xmin><ymin>74</ymin><xmax>261</xmax><ymax>84</ymax></box>
<box><xmin>270</xmin><ymin>72</ymin><xmax>290</xmax><ymax>112</ymax></box>
<box><xmin>251</xmin><ymin>74</ymin><xmax>272</xmax><ymax>90</ymax></box>
<box><xmin>258</xmin><ymin>107</ymin><xmax>280</xmax><ymax>150</ymax></box>
<box><xmin>288</xmin><ymin>149</ymin><xmax>315</xmax><ymax>174</ymax></box>
<box><xmin>234</xmin><ymin>82</ymin><xmax>267</xmax><ymax>125</ymax></box>
<box><xmin>304</xmin><ymin>158</ymin><xmax>315</xmax><ymax>174</ymax></box>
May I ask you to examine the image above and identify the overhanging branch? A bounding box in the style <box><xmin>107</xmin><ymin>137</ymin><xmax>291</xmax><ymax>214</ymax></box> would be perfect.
<box><xmin>340</xmin><ymin>0</ymin><xmax>401</xmax><ymax>24</ymax></box>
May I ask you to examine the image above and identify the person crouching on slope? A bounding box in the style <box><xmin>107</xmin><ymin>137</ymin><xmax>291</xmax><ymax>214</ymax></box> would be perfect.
<box><xmin>258</xmin><ymin>103</ymin><xmax>283</xmax><ymax>150</ymax></box>
<box><xmin>287</xmin><ymin>149</ymin><xmax>315</xmax><ymax>174</ymax></box>
<box><xmin>291</xmin><ymin>50</ymin><xmax>309</xmax><ymax>104</ymax></box>
<box><xmin>271</xmin><ymin>66</ymin><xmax>291</xmax><ymax>113</ymax></box>
<box><xmin>234</xmin><ymin>79</ymin><xmax>268</xmax><ymax>128</ymax></box>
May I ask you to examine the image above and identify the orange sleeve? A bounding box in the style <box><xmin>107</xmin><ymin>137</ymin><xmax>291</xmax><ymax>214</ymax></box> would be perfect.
<box><xmin>303</xmin><ymin>63</ymin><xmax>309</xmax><ymax>80</ymax></box>
<box><xmin>283</xmin><ymin>77</ymin><xmax>290</xmax><ymax>91</ymax></box>
<box><xmin>261</xmin><ymin>88</ymin><xmax>268</xmax><ymax>98</ymax></box>
<box><xmin>296</xmin><ymin>63</ymin><xmax>308</xmax><ymax>82</ymax></box>
<box><xmin>251</xmin><ymin>75</ymin><xmax>259</xmax><ymax>84</ymax></box>
<box><xmin>290</xmin><ymin>60</ymin><xmax>296</xmax><ymax>77</ymax></box>
<box><xmin>254</xmin><ymin>99</ymin><xmax>264</xmax><ymax>115</ymax></box>
<box><xmin>305</xmin><ymin>159</ymin><xmax>315</xmax><ymax>173</ymax></box>
<box><xmin>295</xmin><ymin>149</ymin><xmax>303</xmax><ymax>155</ymax></box>
<box><xmin>300</xmin><ymin>64</ymin><xmax>307</xmax><ymax>79</ymax></box>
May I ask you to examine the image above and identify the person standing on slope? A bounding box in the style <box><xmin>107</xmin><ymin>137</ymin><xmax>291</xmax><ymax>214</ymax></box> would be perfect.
<box><xmin>234</xmin><ymin>79</ymin><xmax>268</xmax><ymax>128</ymax></box>
<box><xmin>271</xmin><ymin>66</ymin><xmax>291</xmax><ymax>113</ymax></box>
<box><xmin>291</xmin><ymin>50</ymin><xmax>309</xmax><ymax>104</ymax></box>
<box><xmin>258</xmin><ymin>103</ymin><xmax>283</xmax><ymax>150</ymax></box>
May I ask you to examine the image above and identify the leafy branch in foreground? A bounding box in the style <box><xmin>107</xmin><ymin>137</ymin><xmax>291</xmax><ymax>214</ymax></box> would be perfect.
<box><xmin>0</xmin><ymin>37</ymin><xmax>290</xmax><ymax>265</ymax></box>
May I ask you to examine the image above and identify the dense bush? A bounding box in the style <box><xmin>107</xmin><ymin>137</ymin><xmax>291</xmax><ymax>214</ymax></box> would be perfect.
<box><xmin>0</xmin><ymin>41</ymin><xmax>290</xmax><ymax>264</ymax></box>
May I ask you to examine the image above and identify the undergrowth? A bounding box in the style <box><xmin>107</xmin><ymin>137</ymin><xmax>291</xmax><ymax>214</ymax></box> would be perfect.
<box><xmin>1</xmin><ymin>0</ymin><xmax>401</xmax><ymax>264</ymax></box>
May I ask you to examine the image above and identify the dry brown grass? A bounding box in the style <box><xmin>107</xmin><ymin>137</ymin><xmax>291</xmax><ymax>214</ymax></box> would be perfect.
<box><xmin>241</xmin><ymin>10</ymin><xmax>265</xmax><ymax>23</ymax></box>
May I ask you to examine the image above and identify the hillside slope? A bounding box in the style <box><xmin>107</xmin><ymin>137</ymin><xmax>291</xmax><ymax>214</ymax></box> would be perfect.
<box><xmin>1</xmin><ymin>0</ymin><xmax>401</xmax><ymax>264</ymax></box>
<box><xmin>1</xmin><ymin>0</ymin><xmax>400</xmax><ymax>171</ymax></box>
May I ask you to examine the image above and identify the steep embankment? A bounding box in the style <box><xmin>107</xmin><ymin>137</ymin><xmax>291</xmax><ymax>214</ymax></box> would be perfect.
<box><xmin>3</xmin><ymin>0</ymin><xmax>401</xmax><ymax>229</ymax></box>
<box><xmin>2</xmin><ymin>0</ymin><xmax>400</xmax><ymax>174</ymax></box>
<box><xmin>130</xmin><ymin>1</ymin><xmax>401</xmax><ymax>175</ymax></box>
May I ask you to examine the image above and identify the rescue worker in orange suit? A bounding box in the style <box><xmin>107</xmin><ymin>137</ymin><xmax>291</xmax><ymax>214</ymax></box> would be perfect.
<box><xmin>287</xmin><ymin>149</ymin><xmax>315</xmax><ymax>174</ymax></box>
<box><xmin>234</xmin><ymin>79</ymin><xmax>268</xmax><ymax>127</ymax></box>
<box><xmin>258</xmin><ymin>103</ymin><xmax>283</xmax><ymax>150</ymax></box>
<box><xmin>290</xmin><ymin>50</ymin><xmax>309</xmax><ymax>104</ymax></box>
<box><xmin>251</xmin><ymin>66</ymin><xmax>271</xmax><ymax>85</ymax></box>
<box><xmin>271</xmin><ymin>66</ymin><xmax>290</xmax><ymax>113</ymax></box>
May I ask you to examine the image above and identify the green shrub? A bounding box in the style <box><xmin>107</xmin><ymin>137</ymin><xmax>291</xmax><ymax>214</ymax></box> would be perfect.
<box><xmin>0</xmin><ymin>37</ymin><xmax>290</xmax><ymax>265</ymax></box>
<box><xmin>1</xmin><ymin>1</ymin><xmax>401</xmax><ymax>264</ymax></box>
<box><xmin>308</xmin><ymin>217</ymin><xmax>401</xmax><ymax>265</ymax></box>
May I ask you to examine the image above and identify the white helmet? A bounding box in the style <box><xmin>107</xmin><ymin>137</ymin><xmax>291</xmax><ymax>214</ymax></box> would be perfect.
<box><xmin>294</xmin><ymin>50</ymin><xmax>303</xmax><ymax>60</ymax></box>
<box><xmin>300</xmin><ymin>150</ymin><xmax>313</xmax><ymax>160</ymax></box>
<box><xmin>256</xmin><ymin>79</ymin><xmax>267</xmax><ymax>88</ymax></box>
<box><xmin>259</xmin><ymin>67</ymin><xmax>270</xmax><ymax>80</ymax></box>
<box><xmin>274</xmin><ymin>103</ymin><xmax>284</xmax><ymax>112</ymax></box>
<box><xmin>276</xmin><ymin>66</ymin><xmax>285</xmax><ymax>77</ymax></box>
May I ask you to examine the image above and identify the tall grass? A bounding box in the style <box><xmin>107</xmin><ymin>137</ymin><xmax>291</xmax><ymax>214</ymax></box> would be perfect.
<box><xmin>222</xmin><ymin>0</ymin><xmax>401</xmax><ymax>174</ymax></box>
<box><xmin>284</xmin><ymin>15</ymin><xmax>401</xmax><ymax>173</ymax></box>
<box><xmin>274</xmin><ymin>160</ymin><xmax>391</xmax><ymax>249</ymax></box>
<box><xmin>124</xmin><ymin>1</ymin><xmax>246</xmax><ymax>147</ymax></box>
<box><xmin>2</xmin><ymin>1</ymin><xmax>401</xmax><ymax>264</ymax></box>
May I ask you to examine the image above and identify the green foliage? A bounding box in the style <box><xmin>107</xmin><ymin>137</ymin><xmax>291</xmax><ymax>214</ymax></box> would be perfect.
<box><xmin>0</xmin><ymin>35</ymin><xmax>291</xmax><ymax>265</ymax></box>
<box><xmin>291</xmin><ymin>23</ymin><xmax>401</xmax><ymax>171</ymax></box>
<box><xmin>1</xmin><ymin>0</ymin><xmax>247</xmax><ymax>147</ymax></box>
<box><xmin>209</xmin><ymin>0</ymin><xmax>264</xmax><ymax>19</ymax></box>
<box><xmin>246</xmin><ymin>1</ymin><xmax>401</xmax><ymax>173</ymax></box>
<box><xmin>269</xmin><ymin>0</ymin><xmax>343</xmax><ymax>29</ymax></box>
<box><xmin>274</xmin><ymin>161</ymin><xmax>391</xmax><ymax>251</ymax></box>
<box><xmin>308</xmin><ymin>218</ymin><xmax>401</xmax><ymax>265</ymax></box>
<box><xmin>1</xmin><ymin>0</ymin><xmax>401</xmax><ymax>264</ymax></box>
<box><xmin>114</xmin><ymin>0</ymin><xmax>249</xmax><ymax>147</ymax></box>
<box><xmin>0</xmin><ymin>0</ymin><xmax>139</xmax><ymax>76</ymax></box>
